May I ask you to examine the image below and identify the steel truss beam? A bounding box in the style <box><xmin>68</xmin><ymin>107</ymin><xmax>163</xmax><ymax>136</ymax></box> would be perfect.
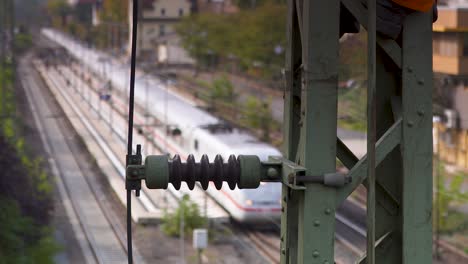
<box><xmin>281</xmin><ymin>1</ymin><xmax>433</xmax><ymax>263</ymax></box>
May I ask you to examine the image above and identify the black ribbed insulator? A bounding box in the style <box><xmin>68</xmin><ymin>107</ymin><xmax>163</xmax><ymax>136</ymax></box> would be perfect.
<box><xmin>167</xmin><ymin>154</ymin><xmax>241</xmax><ymax>190</ymax></box>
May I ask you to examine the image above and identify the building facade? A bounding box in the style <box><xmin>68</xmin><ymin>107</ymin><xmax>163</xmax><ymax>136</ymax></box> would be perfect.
<box><xmin>129</xmin><ymin>0</ymin><xmax>191</xmax><ymax>58</ymax></box>
<box><xmin>433</xmin><ymin>4</ymin><xmax>468</xmax><ymax>168</ymax></box>
<box><xmin>192</xmin><ymin>0</ymin><xmax>238</xmax><ymax>14</ymax></box>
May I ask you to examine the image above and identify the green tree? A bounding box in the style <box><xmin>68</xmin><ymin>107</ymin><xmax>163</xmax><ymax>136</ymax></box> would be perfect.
<box><xmin>210</xmin><ymin>74</ymin><xmax>235</xmax><ymax>101</ymax></box>
<box><xmin>46</xmin><ymin>0</ymin><xmax>71</xmax><ymax>28</ymax></box>
<box><xmin>242</xmin><ymin>96</ymin><xmax>272</xmax><ymax>141</ymax></box>
<box><xmin>161</xmin><ymin>195</ymin><xmax>206</xmax><ymax>237</ymax></box>
<box><xmin>175</xmin><ymin>2</ymin><xmax>286</xmax><ymax>78</ymax></box>
<box><xmin>436</xmin><ymin>172</ymin><xmax>468</xmax><ymax>231</ymax></box>
<box><xmin>99</xmin><ymin>0</ymin><xmax>128</xmax><ymax>23</ymax></box>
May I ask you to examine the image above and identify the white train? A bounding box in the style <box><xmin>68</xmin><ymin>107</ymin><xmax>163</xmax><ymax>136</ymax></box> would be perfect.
<box><xmin>42</xmin><ymin>28</ymin><xmax>282</xmax><ymax>222</ymax></box>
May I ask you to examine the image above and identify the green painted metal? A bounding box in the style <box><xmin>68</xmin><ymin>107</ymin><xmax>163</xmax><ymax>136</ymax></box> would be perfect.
<box><xmin>144</xmin><ymin>155</ymin><xmax>169</xmax><ymax>189</ymax></box>
<box><xmin>286</xmin><ymin>0</ymin><xmax>340</xmax><ymax>263</ymax></box>
<box><xmin>367</xmin><ymin>0</ymin><xmax>377</xmax><ymax>261</ymax></box>
<box><xmin>127</xmin><ymin>1</ymin><xmax>433</xmax><ymax>263</ymax></box>
<box><xmin>337</xmin><ymin>119</ymin><xmax>402</xmax><ymax>204</ymax></box>
<box><xmin>238</xmin><ymin>155</ymin><xmax>261</xmax><ymax>189</ymax></box>
<box><xmin>279</xmin><ymin>0</ymin><xmax>432</xmax><ymax>263</ymax></box>
<box><xmin>341</xmin><ymin>0</ymin><xmax>402</xmax><ymax>68</ymax></box>
<box><xmin>401</xmin><ymin>11</ymin><xmax>433</xmax><ymax>264</ymax></box>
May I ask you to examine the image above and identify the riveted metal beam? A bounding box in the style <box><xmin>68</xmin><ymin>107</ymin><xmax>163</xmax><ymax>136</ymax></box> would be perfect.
<box><xmin>336</xmin><ymin>118</ymin><xmax>402</xmax><ymax>204</ymax></box>
<box><xmin>401</xmin><ymin>10</ymin><xmax>433</xmax><ymax>264</ymax></box>
<box><xmin>341</xmin><ymin>0</ymin><xmax>402</xmax><ymax>68</ymax></box>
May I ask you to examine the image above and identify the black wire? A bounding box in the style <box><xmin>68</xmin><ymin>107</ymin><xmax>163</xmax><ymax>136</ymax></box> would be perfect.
<box><xmin>126</xmin><ymin>190</ymin><xmax>133</xmax><ymax>263</ymax></box>
<box><xmin>127</xmin><ymin>0</ymin><xmax>139</xmax><ymax>263</ymax></box>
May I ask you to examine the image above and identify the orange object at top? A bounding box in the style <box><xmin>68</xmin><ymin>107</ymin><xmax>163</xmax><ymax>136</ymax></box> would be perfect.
<box><xmin>392</xmin><ymin>0</ymin><xmax>434</xmax><ymax>12</ymax></box>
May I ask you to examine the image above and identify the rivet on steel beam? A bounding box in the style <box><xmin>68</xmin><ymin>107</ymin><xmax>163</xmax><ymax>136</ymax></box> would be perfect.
<box><xmin>283</xmin><ymin>196</ymin><xmax>287</xmax><ymax>202</ymax></box>
<box><xmin>323</xmin><ymin>261</ymin><xmax>329</xmax><ymax>264</ymax></box>
<box><xmin>267</xmin><ymin>168</ymin><xmax>278</xmax><ymax>179</ymax></box>
<box><xmin>407</xmin><ymin>121</ymin><xmax>414</xmax><ymax>127</ymax></box>
<box><xmin>280</xmin><ymin>236</ymin><xmax>284</xmax><ymax>242</ymax></box>
<box><xmin>417</xmin><ymin>110</ymin><xmax>425</xmax><ymax>116</ymax></box>
<box><xmin>313</xmin><ymin>250</ymin><xmax>320</xmax><ymax>258</ymax></box>
<box><xmin>281</xmin><ymin>248</ymin><xmax>286</xmax><ymax>254</ymax></box>
<box><xmin>281</xmin><ymin>207</ymin><xmax>285</xmax><ymax>212</ymax></box>
<box><xmin>407</xmin><ymin>66</ymin><xmax>413</xmax><ymax>73</ymax></box>
<box><xmin>324</xmin><ymin>208</ymin><xmax>332</xmax><ymax>215</ymax></box>
<box><xmin>417</xmin><ymin>79</ymin><xmax>425</xmax><ymax>85</ymax></box>
<box><xmin>314</xmin><ymin>220</ymin><xmax>320</xmax><ymax>226</ymax></box>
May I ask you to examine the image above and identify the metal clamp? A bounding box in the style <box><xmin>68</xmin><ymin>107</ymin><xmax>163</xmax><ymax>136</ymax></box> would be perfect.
<box><xmin>125</xmin><ymin>144</ymin><xmax>143</xmax><ymax>196</ymax></box>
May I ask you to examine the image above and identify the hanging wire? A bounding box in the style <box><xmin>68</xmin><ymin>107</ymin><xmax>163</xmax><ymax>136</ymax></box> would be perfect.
<box><xmin>127</xmin><ymin>0</ymin><xmax>139</xmax><ymax>263</ymax></box>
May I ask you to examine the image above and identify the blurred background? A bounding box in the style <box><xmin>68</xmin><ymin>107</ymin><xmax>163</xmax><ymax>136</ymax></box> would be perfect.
<box><xmin>0</xmin><ymin>0</ymin><xmax>467</xmax><ymax>263</ymax></box>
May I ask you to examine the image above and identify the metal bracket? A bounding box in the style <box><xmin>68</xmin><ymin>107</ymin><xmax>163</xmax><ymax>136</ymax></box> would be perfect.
<box><xmin>125</xmin><ymin>144</ymin><xmax>142</xmax><ymax>196</ymax></box>
<box><xmin>268</xmin><ymin>156</ymin><xmax>306</xmax><ymax>190</ymax></box>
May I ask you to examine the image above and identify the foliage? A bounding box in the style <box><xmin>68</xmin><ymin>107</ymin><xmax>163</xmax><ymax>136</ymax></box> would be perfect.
<box><xmin>161</xmin><ymin>195</ymin><xmax>206</xmax><ymax>237</ymax></box>
<box><xmin>15</xmin><ymin>33</ymin><xmax>33</xmax><ymax>54</ymax></box>
<box><xmin>339</xmin><ymin>31</ymin><xmax>367</xmax><ymax>81</ymax></box>
<box><xmin>46</xmin><ymin>0</ymin><xmax>71</xmax><ymax>28</ymax></box>
<box><xmin>435</xmin><ymin>169</ymin><xmax>468</xmax><ymax>233</ymax></box>
<box><xmin>99</xmin><ymin>0</ymin><xmax>128</xmax><ymax>23</ymax></box>
<box><xmin>0</xmin><ymin>199</ymin><xmax>60</xmax><ymax>264</ymax></box>
<box><xmin>209</xmin><ymin>74</ymin><xmax>235</xmax><ymax>101</ymax></box>
<box><xmin>337</xmin><ymin>82</ymin><xmax>367</xmax><ymax>132</ymax></box>
<box><xmin>241</xmin><ymin>96</ymin><xmax>272</xmax><ymax>141</ymax></box>
<box><xmin>176</xmin><ymin>2</ymin><xmax>286</xmax><ymax>78</ymax></box>
<box><xmin>0</xmin><ymin>62</ymin><xmax>58</xmax><ymax>263</ymax></box>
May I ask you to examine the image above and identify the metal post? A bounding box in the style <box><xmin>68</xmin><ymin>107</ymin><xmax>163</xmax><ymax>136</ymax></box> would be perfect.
<box><xmin>197</xmin><ymin>249</ymin><xmax>202</xmax><ymax>264</ymax></box>
<box><xmin>164</xmin><ymin>78</ymin><xmax>168</xmax><ymax>153</ymax></box>
<box><xmin>282</xmin><ymin>1</ymin><xmax>339</xmax><ymax>263</ymax></box>
<box><xmin>401</xmin><ymin>11</ymin><xmax>433</xmax><ymax>264</ymax></box>
<box><xmin>145</xmin><ymin>77</ymin><xmax>149</xmax><ymax>156</ymax></box>
<box><xmin>180</xmin><ymin>199</ymin><xmax>185</xmax><ymax>264</ymax></box>
<box><xmin>0</xmin><ymin>0</ymin><xmax>5</xmax><ymax>122</ymax></box>
<box><xmin>435</xmin><ymin>119</ymin><xmax>441</xmax><ymax>259</ymax></box>
<box><xmin>366</xmin><ymin>0</ymin><xmax>377</xmax><ymax>263</ymax></box>
<box><xmin>109</xmin><ymin>62</ymin><xmax>114</xmax><ymax>134</ymax></box>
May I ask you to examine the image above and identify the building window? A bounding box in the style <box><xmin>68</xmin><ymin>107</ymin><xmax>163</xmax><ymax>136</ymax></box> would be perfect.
<box><xmin>179</xmin><ymin>8</ymin><xmax>184</xmax><ymax>16</ymax></box>
<box><xmin>161</xmin><ymin>8</ymin><xmax>166</xmax><ymax>16</ymax></box>
<box><xmin>463</xmin><ymin>33</ymin><xmax>468</xmax><ymax>56</ymax></box>
<box><xmin>160</xmin><ymin>24</ymin><xmax>165</xmax><ymax>36</ymax></box>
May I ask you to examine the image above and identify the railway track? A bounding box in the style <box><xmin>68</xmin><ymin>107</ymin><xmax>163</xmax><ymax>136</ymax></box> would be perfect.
<box><xmin>43</xmin><ymin>61</ymin><xmax>228</xmax><ymax>222</ymax></box>
<box><xmin>244</xmin><ymin>228</ymin><xmax>280</xmax><ymax>264</ymax></box>
<box><xmin>37</xmin><ymin>40</ymin><xmax>371</xmax><ymax>262</ymax></box>
<box><xmin>50</xmin><ymin>58</ymin><xmax>370</xmax><ymax>264</ymax></box>
<box><xmin>20</xmin><ymin>54</ymin><xmax>135</xmax><ymax>263</ymax></box>
<box><xmin>234</xmin><ymin>203</ymin><xmax>366</xmax><ymax>264</ymax></box>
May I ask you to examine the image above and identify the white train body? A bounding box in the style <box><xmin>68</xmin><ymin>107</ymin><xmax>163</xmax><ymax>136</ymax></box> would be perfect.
<box><xmin>42</xmin><ymin>28</ymin><xmax>282</xmax><ymax>222</ymax></box>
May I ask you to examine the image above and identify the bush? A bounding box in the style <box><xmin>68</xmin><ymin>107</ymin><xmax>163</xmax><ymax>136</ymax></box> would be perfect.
<box><xmin>210</xmin><ymin>75</ymin><xmax>235</xmax><ymax>100</ymax></box>
<box><xmin>0</xmin><ymin>198</ymin><xmax>60</xmax><ymax>264</ymax></box>
<box><xmin>15</xmin><ymin>33</ymin><xmax>33</xmax><ymax>54</ymax></box>
<box><xmin>241</xmin><ymin>96</ymin><xmax>272</xmax><ymax>141</ymax></box>
<box><xmin>434</xmin><ymin>166</ymin><xmax>468</xmax><ymax>234</ymax></box>
<box><xmin>0</xmin><ymin>63</ymin><xmax>58</xmax><ymax>263</ymax></box>
<box><xmin>161</xmin><ymin>195</ymin><xmax>206</xmax><ymax>237</ymax></box>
